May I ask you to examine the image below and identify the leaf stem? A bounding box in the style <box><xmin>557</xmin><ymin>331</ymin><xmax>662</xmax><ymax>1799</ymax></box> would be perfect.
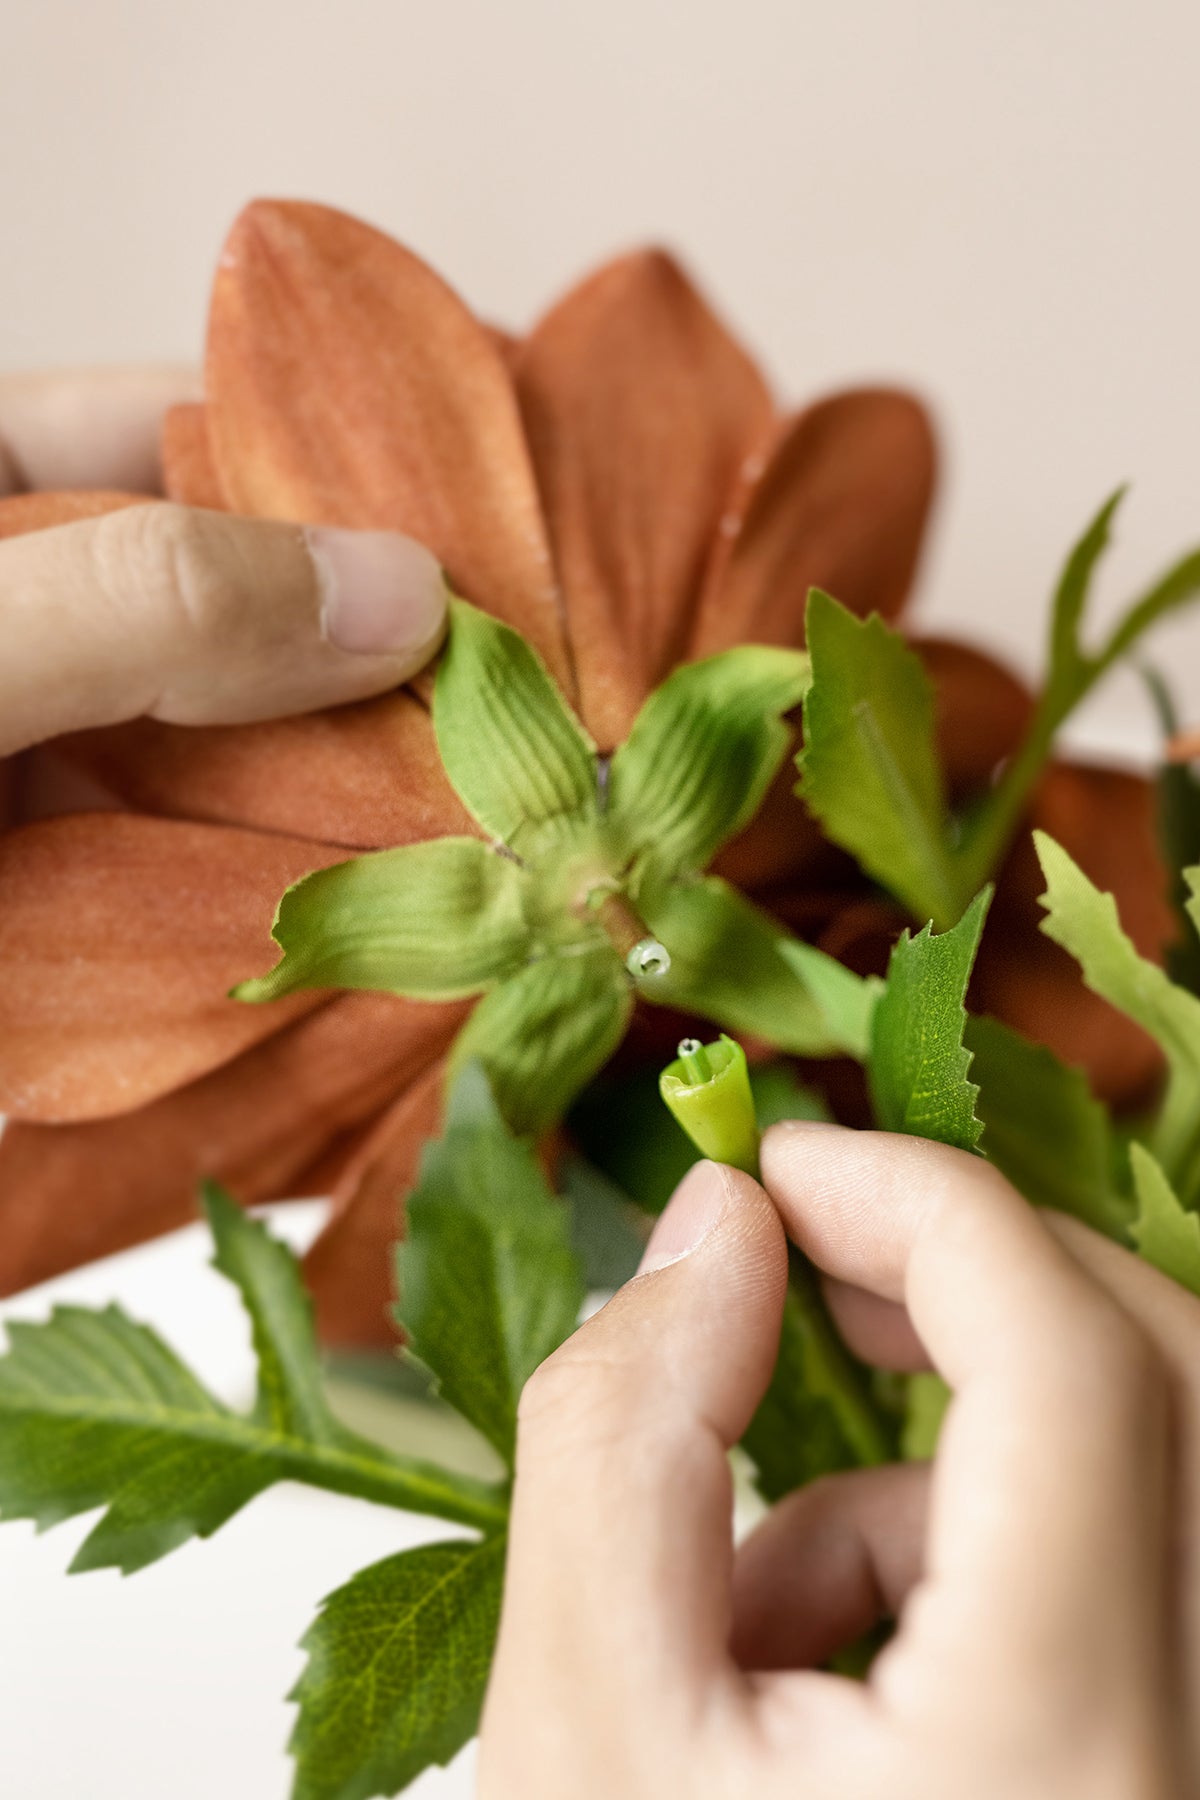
<box><xmin>282</xmin><ymin>1435</ymin><xmax>511</xmax><ymax>1531</ymax></box>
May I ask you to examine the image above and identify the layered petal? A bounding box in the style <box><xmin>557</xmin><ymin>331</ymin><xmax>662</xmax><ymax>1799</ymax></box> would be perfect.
<box><xmin>690</xmin><ymin>389</ymin><xmax>936</xmax><ymax>657</ymax></box>
<box><xmin>516</xmin><ymin>250</ymin><xmax>773</xmax><ymax>745</ymax></box>
<box><xmin>0</xmin><ymin>993</ymin><xmax>468</xmax><ymax>1303</ymax></box>
<box><xmin>161</xmin><ymin>402</ymin><xmax>227</xmax><ymax>508</ymax></box>
<box><xmin>0</xmin><ymin>813</ymin><xmax>350</xmax><ymax>1121</ymax></box>
<box><xmin>972</xmin><ymin>761</ymin><xmax>1174</xmax><ymax>1104</ymax></box>
<box><xmin>0</xmin><ymin>490</ymin><xmax>146</xmax><ymax>538</ymax></box>
<box><xmin>303</xmin><ymin>1060</ymin><xmax>447</xmax><ymax>1345</ymax></box>
<box><xmin>55</xmin><ymin>688</ymin><xmax>477</xmax><ymax>849</ymax></box>
<box><xmin>205</xmin><ymin>199</ymin><xmax>570</xmax><ymax>689</ymax></box>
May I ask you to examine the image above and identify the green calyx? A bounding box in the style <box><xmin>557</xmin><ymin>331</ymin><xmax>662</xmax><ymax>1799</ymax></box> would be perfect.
<box><xmin>236</xmin><ymin>598</ymin><xmax>836</xmax><ymax>1135</ymax></box>
<box><xmin>659</xmin><ymin>1033</ymin><xmax>761</xmax><ymax>1176</ymax></box>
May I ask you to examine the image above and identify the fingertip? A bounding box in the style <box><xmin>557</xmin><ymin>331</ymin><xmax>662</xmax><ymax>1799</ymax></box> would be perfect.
<box><xmin>309</xmin><ymin>525</ymin><xmax>449</xmax><ymax>674</ymax></box>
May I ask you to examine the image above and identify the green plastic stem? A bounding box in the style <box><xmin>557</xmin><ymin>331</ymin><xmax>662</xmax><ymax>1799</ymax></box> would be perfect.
<box><xmin>659</xmin><ymin>1035</ymin><xmax>760</xmax><ymax>1176</ymax></box>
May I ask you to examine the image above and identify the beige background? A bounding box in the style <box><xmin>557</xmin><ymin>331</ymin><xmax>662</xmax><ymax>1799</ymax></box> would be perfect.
<box><xmin>5</xmin><ymin>0</ymin><xmax>1200</xmax><ymax>750</ymax></box>
<box><xmin>2</xmin><ymin>4</ymin><xmax>1200</xmax><ymax>1796</ymax></box>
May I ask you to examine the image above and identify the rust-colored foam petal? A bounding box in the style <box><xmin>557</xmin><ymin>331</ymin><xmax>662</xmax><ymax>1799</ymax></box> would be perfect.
<box><xmin>304</xmin><ymin>1060</ymin><xmax>449</xmax><ymax>1345</ymax></box>
<box><xmin>0</xmin><ymin>490</ymin><xmax>147</xmax><ymax>539</ymax></box>
<box><xmin>56</xmin><ymin>689</ymin><xmax>477</xmax><ymax>850</ymax></box>
<box><xmin>690</xmin><ymin>389</ymin><xmax>937</xmax><ymax>658</ymax></box>
<box><xmin>205</xmin><ymin>199</ymin><xmax>570</xmax><ymax>692</ymax></box>
<box><xmin>915</xmin><ymin>636</ymin><xmax>1034</xmax><ymax>801</ymax></box>
<box><xmin>161</xmin><ymin>402</ymin><xmax>227</xmax><ymax>509</ymax></box>
<box><xmin>972</xmin><ymin>760</ymin><xmax>1174</xmax><ymax>1105</ymax></box>
<box><xmin>711</xmin><ymin>730</ymin><xmax>855</xmax><ymax>897</ymax></box>
<box><xmin>516</xmin><ymin>250</ymin><xmax>774</xmax><ymax>747</ymax></box>
<box><xmin>0</xmin><ymin>992</ymin><xmax>469</xmax><ymax>1305</ymax></box>
<box><xmin>0</xmin><ymin>812</ymin><xmax>351</xmax><ymax>1122</ymax></box>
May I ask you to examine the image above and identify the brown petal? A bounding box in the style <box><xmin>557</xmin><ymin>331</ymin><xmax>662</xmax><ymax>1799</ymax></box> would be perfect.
<box><xmin>915</xmin><ymin>635</ymin><xmax>1034</xmax><ymax>801</ymax></box>
<box><xmin>516</xmin><ymin>250</ymin><xmax>774</xmax><ymax>747</ymax></box>
<box><xmin>690</xmin><ymin>389</ymin><xmax>936</xmax><ymax>657</ymax></box>
<box><xmin>161</xmin><ymin>402</ymin><xmax>227</xmax><ymax>508</ymax></box>
<box><xmin>711</xmin><ymin>730</ymin><xmax>855</xmax><ymax>895</ymax></box>
<box><xmin>0</xmin><ymin>812</ymin><xmax>351</xmax><ymax>1122</ymax></box>
<box><xmin>205</xmin><ymin>200</ymin><xmax>571</xmax><ymax>691</ymax></box>
<box><xmin>56</xmin><ymin>689</ymin><xmax>478</xmax><ymax>850</ymax></box>
<box><xmin>304</xmin><ymin>1060</ymin><xmax>448</xmax><ymax>1345</ymax></box>
<box><xmin>0</xmin><ymin>992</ymin><xmax>468</xmax><ymax>1300</ymax></box>
<box><xmin>972</xmin><ymin>760</ymin><xmax>1174</xmax><ymax>1105</ymax></box>
<box><xmin>0</xmin><ymin>490</ymin><xmax>146</xmax><ymax>539</ymax></box>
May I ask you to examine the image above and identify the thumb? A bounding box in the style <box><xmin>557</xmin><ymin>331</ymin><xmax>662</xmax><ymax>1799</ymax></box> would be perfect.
<box><xmin>0</xmin><ymin>501</ymin><xmax>448</xmax><ymax>755</ymax></box>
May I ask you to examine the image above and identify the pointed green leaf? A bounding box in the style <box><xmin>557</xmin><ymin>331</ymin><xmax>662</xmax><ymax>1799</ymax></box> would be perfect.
<box><xmin>1186</xmin><ymin>866</ymin><xmax>1200</xmax><ymax>944</ymax></box>
<box><xmin>449</xmin><ymin>949</ymin><xmax>631</xmax><ymax>1136</ymax></box>
<box><xmin>901</xmin><ymin>1373</ymin><xmax>952</xmax><ymax>1461</ymax></box>
<box><xmin>1129</xmin><ymin>1142</ymin><xmax>1200</xmax><ymax>1298</ymax></box>
<box><xmin>607</xmin><ymin>646</ymin><xmax>810</xmax><ymax>877</ymax></box>
<box><xmin>868</xmin><ymin>888</ymin><xmax>991</xmax><ymax>1150</ymax></box>
<box><xmin>0</xmin><ymin>1195</ymin><xmax>505</xmax><ymax>1574</ymax></box>
<box><xmin>234</xmin><ymin>837</ymin><xmax>532</xmax><ymax>1004</ymax></box>
<box><xmin>1143</xmin><ymin>669</ymin><xmax>1200</xmax><ymax>996</ymax></box>
<box><xmin>433</xmin><ymin>598</ymin><xmax>598</xmax><ymax>852</ymax></box>
<box><xmin>1034</xmin><ymin>831</ymin><xmax>1200</xmax><ymax>1183</ymax></box>
<box><xmin>638</xmin><ymin>874</ymin><xmax>837</xmax><ymax>1055</ymax></box>
<box><xmin>1047</xmin><ymin>487</ymin><xmax>1126</xmax><ymax>703</ymax></box>
<box><xmin>560</xmin><ymin>1157</ymin><xmax>648</xmax><ymax>1291</ymax></box>
<box><xmin>779</xmin><ymin>940</ymin><xmax>883</xmax><ymax>1060</ymax></box>
<box><xmin>797</xmin><ymin>588</ymin><xmax>961</xmax><ymax>928</ymax></box>
<box><xmin>290</xmin><ymin>1534</ymin><xmax>505</xmax><ymax>1800</ymax></box>
<box><xmin>397</xmin><ymin>1065</ymin><xmax>586</xmax><ymax>1464</ymax></box>
<box><xmin>965</xmin><ymin>1017</ymin><xmax>1130</xmax><ymax>1239</ymax></box>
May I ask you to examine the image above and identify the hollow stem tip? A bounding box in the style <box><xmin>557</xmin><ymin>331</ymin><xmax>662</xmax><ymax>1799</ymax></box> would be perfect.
<box><xmin>659</xmin><ymin>1034</ymin><xmax>760</xmax><ymax>1178</ymax></box>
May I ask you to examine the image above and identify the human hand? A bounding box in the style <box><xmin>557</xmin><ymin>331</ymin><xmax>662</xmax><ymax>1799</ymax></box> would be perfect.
<box><xmin>0</xmin><ymin>367</ymin><xmax>447</xmax><ymax>757</ymax></box>
<box><xmin>480</xmin><ymin>1126</ymin><xmax>1192</xmax><ymax>1798</ymax></box>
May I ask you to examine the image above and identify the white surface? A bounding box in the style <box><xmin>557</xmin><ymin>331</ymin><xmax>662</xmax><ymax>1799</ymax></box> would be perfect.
<box><xmin>0</xmin><ymin>1205</ymin><xmax>476</xmax><ymax>1800</ymax></box>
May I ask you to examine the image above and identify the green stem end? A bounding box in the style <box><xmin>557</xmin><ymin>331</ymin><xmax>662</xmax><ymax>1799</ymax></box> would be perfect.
<box><xmin>659</xmin><ymin>1034</ymin><xmax>761</xmax><ymax>1177</ymax></box>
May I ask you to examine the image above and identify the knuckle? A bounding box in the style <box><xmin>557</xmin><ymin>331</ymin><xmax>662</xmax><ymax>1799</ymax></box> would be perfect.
<box><xmin>99</xmin><ymin>501</ymin><xmax>235</xmax><ymax>642</ymax></box>
<box><xmin>516</xmin><ymin>1338</ymin><xmax>644</xmax><ymax>1461</ymax></box>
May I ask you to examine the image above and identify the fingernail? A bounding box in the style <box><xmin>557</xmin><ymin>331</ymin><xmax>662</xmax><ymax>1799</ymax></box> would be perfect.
<box><xmin>637</xmin><ymin>1161</ymin><xmax>728</xmax><ymax>1275</ymax></box>
<box><xmin>308</xmin><ymin>526</ymin><xmax>449</xmax><ymax>656</ymax></box>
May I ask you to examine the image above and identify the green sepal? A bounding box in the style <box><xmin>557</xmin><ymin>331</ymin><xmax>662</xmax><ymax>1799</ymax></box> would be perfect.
<box><xmin>659</xmin><ymin>1034</ymin><xmax>760</xmax><ymax>1175</ymax></box>
<box><xmin>449</xmin><ymin>949</ymin><xmax>632</xmax><ymax>1136</ymax></box>
<box><xmin>779</xmin><ymin>940</ymin><xmax>883</xmax><ymax>1060</ymax></box>
<box><xmin>433</xmin><ymin>597</ymin><xmax>598</xmax><ymax>853</ymax></box>
<box><xmin>868</xmin><ymin>888</ymin><xmax>991</xmax><ymax>1151</ymax></box>
<box><xmin>965</xmin><ymin>1016</ymin><xmax>1131</xmax><ymax>1239</ymax></box>
<box><xmin>797</xmin><ymin>588</ymin><xmax>961</xmax><ymax>929</ymax></box>
<box><xmin>289</xmin><ymin>1535</ymin><xmax>505</xmax><ymax>1800</ymax></box>
<box><xmin>1129</xmin><ymin>1142</ymin><xmax>1200</xmax><ymax>1298</ymax></box>
<box><xmin>607</xmin><ymin>646</ymin><xmax>810</xmax><ymax>877</ymax></box>
<box><xmin>233</xmin><ymin>837</ymin><xmax>533</xmax><ymax>1004</ymax></box>
<box><xmin>396</xmin><ymin>1065</ymin><xmax>586</xmax><ymax>1466</ymax></box>
<box><xmin>638</xmin><ymin>873</ymin><xmax>837</xmax><ymax>1055</ymax></box>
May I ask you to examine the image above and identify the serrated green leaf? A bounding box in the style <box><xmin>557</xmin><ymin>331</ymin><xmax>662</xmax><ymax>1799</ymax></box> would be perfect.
<box><xmin>779</xmin><ymin>941</ymin><xmax>883</xmax><ymax>1060</ymax></box>
<box><xmin>607</xmin><ymin>646</ymin><xmax>810</xmax><ymax>877</ymax></box>
<box><xmin>448</xmin><ymin>949</ymin><xmax>631</xmax><ymax>1136</ymax></box>
<box><xmin>868</xmin><ymin>888</ymin><xmax>991</xmax><ymax>1150</ymax></box>
<box><xmin>797</xmin><ymin>589</ymin><xmax>961</xmax><ymax>929</ymax></box>
<box><xmin>965</xmin><ymin>1016</ymin><xmax>1130</xmax><ymax>1239</ymax></box>
<box><xmin>397</xmin><ymin>1066</ymin><xmax>585</xmax><ymax>1465</ymax></box>
<box><xmin>1129</xmin><ymin>1142</ymin><xmax>1200</xmax><ymax>1298</ymax></box>
<box><xmin>0</xmin><ymin>1194</ymin><xmax>505</xmax><ymax>1574</ymax></box>
<box><xmin>638</xmin><ymin>874</ymin><xmax>836</xmax><ymax>1055</ymax></box>
<box><xmin>1034</xmin><ymin>831</ymin><xmax>1200</xmax><ymax>1185</ymax></box>
<box><xmin>233</xmin><ymin>838</ymin><xmax>532</xmax><ymax>1004</ymax></box>
<box><xmin>1143</xmin><ymin>669</ymin><xmax>1200</xmax><ymax>996</ymax></box>
<box><xmin>290</xmin><ymin>1535</ymin><xmax>505</xmax><ymax>1800</ymax></box>
<box><xmin>433</xmin><ymin>598</ymin><xmax>598</xmax><ymax>852</ymax></box>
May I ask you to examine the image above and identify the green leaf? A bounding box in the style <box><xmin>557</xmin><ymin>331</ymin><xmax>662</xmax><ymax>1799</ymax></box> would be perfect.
<box><xmin>448</xmin><ymin>949</ymin><xmax>632</xmax><ymax>1136</ymax></box>
<box><xmin>638</xmin><ymin>873</ymin><xmax>837</xmax><ymax>1055</ymax></box>
<box><xmin>901</xmin><ymin>1373</ymin><xmax>952</xmax><ymax>1461</ymax></box>
<box><xmin>1129</xmin><ymin>1142</ymin><xmax>1200</xmax><ymax>1298</ymax></box>
<box><xmin>1034</xmin><ymin>831</ymin><xmax>1200</xmax><ymax>1184</ymax></box>
<box><xmin>290</xmin><ymin>1534</ymin><xmax>505</xmax><ymax>1800</ymax></box>
<box><xmin>797</xmin><ymin>588</ymin><xmax>961</xmax><ymax>928</ymax></box>
<box><xmin>0</xmin><ymin>1193</ymin><xmax>505</xmax><ymax>1574</ymax></box>
<box><xmin>867</xmin><ymin>888</ymin><xmax>991</xmax><ymax>1151</ymax></box>
<box><xmin>607</xmin><ymin>646</ymin><xmax>810</xmax><ymax>877</ymax></box>
<box><xmin>965</xmin><ymin>1016</ymin><xmax>1131</xmax><ymax>1239</ymax></box>
<box><xmin>1046</xmin><ymin>487</ymin><xmax>1126</xmax><ymax>708</ymax></box>
<box><xmin>560</xmin><ymin>1156</ymin><xmax>649</xmax><ymax>1291</ymax></box>
<box><xmin>397</xmin><ymin>1065</ymin><xmax>586</xmax><ymax>1465</ymax></box>
<box><xmin>433</xmin><ymin>598</ymin><xmax>598</xmax><ymax>853</ymax></box>
<box><xmin>1143</xmin><ymin>669</ymin><xmax>1200</xmax><ymax>995</ymax></box>
<box><xmin>779</xmin><ymin>940</ymin><xmax>883</xmax><ymax>1060</ymax></box>
<box><xmin>748</xmin><ymin>1061</ymin><xmax>833</xmax><ymax>1127</ymax></box>
<box><xmin>233</xmin><ymin>838</ymin><xmax>532</xmax><ymax>1004</ymax></box>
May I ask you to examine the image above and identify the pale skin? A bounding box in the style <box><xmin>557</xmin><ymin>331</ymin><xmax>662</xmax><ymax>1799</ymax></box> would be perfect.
<box><xmin>6</xmin><ymin>371</ymin><xmax>1194</xmax><ymax>1796</ymax></box>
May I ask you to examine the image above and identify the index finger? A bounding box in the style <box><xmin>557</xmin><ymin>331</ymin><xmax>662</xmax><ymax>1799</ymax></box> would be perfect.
<box><xmin>760</xmin><ymin>1123</ymin><xmax>1170</xmax><ymax>1710</ymax></box>
<box><xmin>0</xmin><ymin>367</ymin><xmax>198</xmax><ymax>495</ymax></box>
